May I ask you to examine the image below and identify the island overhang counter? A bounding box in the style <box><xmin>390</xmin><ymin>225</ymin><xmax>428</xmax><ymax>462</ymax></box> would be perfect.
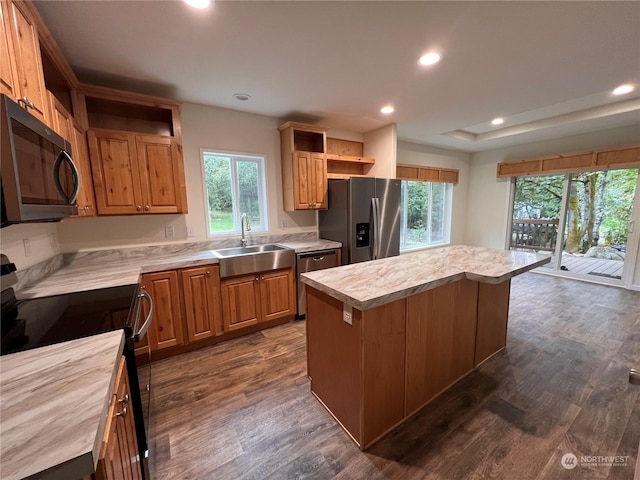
<box><xmin>300</xmin><ymin>245</ymin><xmax>550</xmax><ymax>450</ymax></box>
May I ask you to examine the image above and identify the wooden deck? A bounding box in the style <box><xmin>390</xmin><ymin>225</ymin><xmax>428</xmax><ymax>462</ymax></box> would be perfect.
<box><xmin>538</xmin><ymin>254</ymin><xmax>624</xmax><ymax>279</ymax></box>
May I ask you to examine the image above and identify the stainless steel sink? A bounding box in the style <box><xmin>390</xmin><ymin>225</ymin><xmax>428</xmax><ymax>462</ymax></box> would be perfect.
<box><xmin>211</xmin><ymin>244</ymin><xmax>295</xmax><ymax>278</ymax></box>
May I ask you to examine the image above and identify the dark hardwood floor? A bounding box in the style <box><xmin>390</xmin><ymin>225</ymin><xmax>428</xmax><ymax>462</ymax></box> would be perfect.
<box><xmin>149</xmin><ymin>273</ymin><xmax>640</xmax><ymax>479</ymax></box>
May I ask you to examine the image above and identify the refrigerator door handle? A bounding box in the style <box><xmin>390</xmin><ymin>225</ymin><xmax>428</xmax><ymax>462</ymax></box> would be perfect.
<box><xmin>371</xmin><ymin>197</ymin><xmax>378</xmax><ymax>260</ymax></box>
<box><xmin>375</xmin><ymin>197</ymin><xmax>381</xmax><ymax>259</ymax></box>
<box><xmin>371</xmin><ymin>197</ymin><xmax>381</xmax><ymax>260</ymax></box>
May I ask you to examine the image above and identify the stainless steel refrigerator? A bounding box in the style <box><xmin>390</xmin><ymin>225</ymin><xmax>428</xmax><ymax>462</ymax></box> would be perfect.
<box><xmin>319</xmin><ymin>177</ymin><xmax>401</xmax><ymax>265</ymax></box>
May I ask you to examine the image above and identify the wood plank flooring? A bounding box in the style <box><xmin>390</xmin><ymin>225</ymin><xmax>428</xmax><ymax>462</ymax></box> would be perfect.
<box><xmin>149</xmin><ymin>273</ymin><xmax>640</xmax><ymax>480</ymax></box>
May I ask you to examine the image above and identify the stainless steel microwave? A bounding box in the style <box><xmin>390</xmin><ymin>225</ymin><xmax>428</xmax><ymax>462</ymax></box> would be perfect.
<box><xmin>1</xmin><ymin>94</ymin><xmax>79</xmax><ymax>227</ymax></box>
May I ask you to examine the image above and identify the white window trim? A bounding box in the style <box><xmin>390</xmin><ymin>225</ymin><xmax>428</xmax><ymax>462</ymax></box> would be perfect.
<box><xmin>399</xmin><ymin>181</ymin><xmax>453</xmax><ymax>252</ymax></box>
<box><xmin>200</xmin><ymin>148</ymin><xmax>269</xmax><ymax>238</ymax></box>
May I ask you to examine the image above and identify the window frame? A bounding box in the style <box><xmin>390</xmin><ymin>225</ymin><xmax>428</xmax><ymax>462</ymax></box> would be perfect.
<box><xmin>399</xmin><ymin>180</ymin><xmax>453</xmax><ymax>252</ymax></box>
<box><xmin>200</xmin><ymin>149</ymin><xmax>269</xmax><ymax>238</ymax></box>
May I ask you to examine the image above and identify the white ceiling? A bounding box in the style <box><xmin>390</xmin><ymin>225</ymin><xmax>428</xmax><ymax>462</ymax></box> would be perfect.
<box><xmin>35</xmin><ymin>0</ymin><xmax>640</xmax><ymax>152</ymax></box>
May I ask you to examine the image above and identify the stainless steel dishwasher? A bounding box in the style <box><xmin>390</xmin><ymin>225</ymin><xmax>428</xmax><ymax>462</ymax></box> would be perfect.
<box><xmin>296</xmin><ymin>249</ymin><xmax>339</xmax><ymax>319</ymax></box>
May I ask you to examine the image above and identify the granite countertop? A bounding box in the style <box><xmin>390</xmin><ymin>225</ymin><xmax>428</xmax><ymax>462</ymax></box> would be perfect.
<box><xmin>301</xmin><ymin>245</ymin><xmax>550</xmax><ymax>310</ymax></box>
<box><xmin>17</xmin><ymin>239</ymin><xmax>341</xmax><ymax>299</ymax></box>
<box><xmin>0</xmin><ymin>331</ymin><xmax>125</xmax><ymax>480</ymax></box>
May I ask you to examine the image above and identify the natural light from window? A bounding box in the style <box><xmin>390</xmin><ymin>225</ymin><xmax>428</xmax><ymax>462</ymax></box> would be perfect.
<box><xmin>202</xmin><ymin>151</ymin><xmax>268</xmax><ymax>236</ymax></box>
<box><xmin>400</xmin><ymin>180</ymin><xmax>452</xmax><ymax>250</ymax></box>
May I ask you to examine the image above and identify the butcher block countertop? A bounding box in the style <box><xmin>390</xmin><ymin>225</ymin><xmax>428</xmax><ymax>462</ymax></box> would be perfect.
<box><xmin>301</xmin><ymin>245</ymin><xmax>550</xmax><ymax>310</ymax></box>
<box><xmin>0</xmin><ymin>331</ymin><xmax>125</xmax><ymax>480</ymax></box>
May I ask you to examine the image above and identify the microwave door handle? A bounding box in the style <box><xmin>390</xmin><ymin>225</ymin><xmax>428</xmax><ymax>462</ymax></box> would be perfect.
<box><xmin>52</xmin><ymin>150</ymin><xmax>80</xmax><ymax>205</ymax></box>
<box><xmin>134</xmin><ymin>290</ymin><xmax>154</xmax><ymax>343</ymax></box>
<box><xmin>61</xmin><ymin>150</ymin><xmax>81</xmax><ymax>205</ymax></box>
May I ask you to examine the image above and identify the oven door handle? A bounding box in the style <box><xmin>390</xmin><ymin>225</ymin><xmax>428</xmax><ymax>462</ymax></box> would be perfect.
<box><xmin>134</xmin><ymin>290</ymin><xmax>154</xmax><ymax>343</ymax></box>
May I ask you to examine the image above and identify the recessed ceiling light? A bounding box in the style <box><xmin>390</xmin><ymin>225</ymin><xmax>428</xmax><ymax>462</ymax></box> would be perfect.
<box><xmin>232</xmin><ymin>93</ymin><xmax>251</xmax><ymax>101</ymax></box>
<box><xmin>612</xmin><ymin>84</ymin><xmax>634</xmax><ymax>95</ymax></box>
<box><xmin>418</xmin><ymin>52</ymin><xmax>442</xmax><ymax>66</ymax></box>
<box><xmin>184</xmin><ymin>0</ymin><xmax>211</xmax><ymax>9</ymax></box>
<box><xmin>380</xmin><ymin>105</ymin><xmax>395</xmax><ymax>114</ymax></box>
<box><xmin>491</xmin><ymin>117</ymin><xmax>505</xmax><ymax>126</ymax></box>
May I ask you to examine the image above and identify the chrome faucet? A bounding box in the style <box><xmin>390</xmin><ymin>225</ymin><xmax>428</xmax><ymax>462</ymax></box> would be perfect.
<box><xmin>240</xmin><ymin>213</ymin><xmax>251</xmax><ymax>247</ymax></box>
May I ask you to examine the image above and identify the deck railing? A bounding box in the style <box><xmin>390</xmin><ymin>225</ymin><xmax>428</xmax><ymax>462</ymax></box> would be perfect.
<box><xmin>510</xmin><ymin>218</ymin><xmax>559</xmax><ymax>252</ymax></box>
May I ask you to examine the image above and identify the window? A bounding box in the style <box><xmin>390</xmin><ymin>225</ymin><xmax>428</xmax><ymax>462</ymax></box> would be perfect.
<box><xmin>400</xmin><ymin>180</ymin><xmax>452</xmax><ymax>250</ymax></box>
<box><xmin>202</xmin><ymin>151</ymin><xmax>268</xmax><ymax>236</ymax></box>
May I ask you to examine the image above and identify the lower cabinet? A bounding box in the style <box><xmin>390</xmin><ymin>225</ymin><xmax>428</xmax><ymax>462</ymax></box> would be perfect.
<box><xmin>141</xmin><ymin>265</ymin><xmax>296</xmax><ymax>359</ymax></box>
<box><xmin>140</xmin><ymin>271</ymin><xmax>185</xmax><ymax>351</ymax></box>
<box><xmin>221</xmin><ymin>267</ymin><xmax>296</xmax><ymax>331</ymax></box>
<box><xmin>95</xmin><ymin>356</ymin><xmax>142</xmax><ymax>480</ymax></box>
<box><xmin>181</xmin><ymin>265</ymin><xmax>224</xmax><ymax>342</ymax></box>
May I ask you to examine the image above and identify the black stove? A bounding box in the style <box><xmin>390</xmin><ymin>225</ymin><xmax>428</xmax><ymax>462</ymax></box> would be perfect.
<box><xmin>1</xmin><ymin>284</ymin><xmax>139</xmax><ymax>356</ymax></box>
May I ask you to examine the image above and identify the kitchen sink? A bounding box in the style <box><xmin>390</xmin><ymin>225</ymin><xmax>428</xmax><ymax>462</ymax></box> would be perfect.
<box><xmin>211</xmin><ymin>244</ymin><xmax>295</xmax><ymax>278</ymax></box>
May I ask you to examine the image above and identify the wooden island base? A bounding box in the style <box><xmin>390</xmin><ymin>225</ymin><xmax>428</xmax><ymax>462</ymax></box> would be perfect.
<box><xmin>306</xmin><ymin>278</ymin><xmax>511</xmax><ymax>450</ymax></box>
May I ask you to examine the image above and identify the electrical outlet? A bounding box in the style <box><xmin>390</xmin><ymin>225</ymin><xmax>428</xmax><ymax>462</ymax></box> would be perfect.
<box><xmin>23</xmin><ymin>239</ymin><xmax>31</xmax><ymax>257</ymax></box>
<box><xmin>343</xmin><ymin>304</ymin><xmax>352</xmax><ymax>325</ymax></box>
<box><xmin>187</xmin><ymin>225</ymin><xmax>196</xmax><ymax>237</ymax></box>
<box><xmin>164</xmin><ymin>225</ymin><xmax>175</xmax><ymax>239</ymax></box>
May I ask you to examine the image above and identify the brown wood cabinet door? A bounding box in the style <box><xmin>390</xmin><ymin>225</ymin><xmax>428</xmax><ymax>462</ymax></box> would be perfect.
<box><xmin>310</xmin><ymin>152</ymin><xmax>327</xmax><ymax>209</ymax></box>
<box><xmin>5</xmin><ymin>0</ymin><xmax>47</xmax><ymax>122</ymax></box>
<box><xmin>0</xmin><ymin>1</ymin><xmax>17</xmax><ymax>99</ymax></box>
<box><xmin>221</xmin><ymin>274</ymin><xmax>260</xmax><ymax>331</ymax></box>
<box><xmin>141</xmin><ymin>271</ymin><xmax>185</xmax><ymax>351</ymax></box>
<box><xmin>96</xmin><ymin>357</ymin><xmax>142</xmax><ymax>480</ymax></box>
<box><xmin>72</xmin><ymin>123</ymin><xmax>97</xmax><ymax>216</ymax></box>
<box><xmin>293</xmin><ymin>151</ymin><xmax>312</xmax><ymax>209</ymax></box>
<box><xmin>181</xmin><ymin>265</ymin><xmax>223</xmax><ymax>342</ymax></box>
<box><xmin>88</xmin><ymin>129</ymin><xmax>143</xmax><ymax>215</ymax></box>
<box><xmin>258</xmin><ymin>268</ymin><xmax>295</xmax><ymax>322</ymax></box>
<box><xmin>136</xmin><ymin>135</ymin><xmax>183</xmax><ymax>214</ymax></box>
<box><xmin>48</xmin><ymin>93</ymin><xmax>72</xmax><ymax>142</ymax></box>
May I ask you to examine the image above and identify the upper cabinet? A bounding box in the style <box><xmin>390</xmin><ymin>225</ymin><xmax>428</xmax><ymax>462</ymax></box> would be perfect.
<box><xmin>279</xmin><ymin>122</ymin><xmax>328</xmax><ymax>211</ymax></box>
<box><xmin>71</xmin><ymin>121</ymin><xmax>97</xmax><ymax>216</ymax></box>
<box><xmin>81</xmin><ymin>85</ymin><xmax>188</xmax><ymax>215</ymax></box>
<box><xmin>48</xmin><ymin>92</ymin><xmax>97</xmax><ymax>216</ymax></box>
<box><xmin>1</xmin><ymin>0</ymin><xmax>47</xmax><ymax>122</ymax></box>
<box><xmin>0</xmin><ymin>1</ymin><xmax>17</xmax><ymax>98</ymax></box>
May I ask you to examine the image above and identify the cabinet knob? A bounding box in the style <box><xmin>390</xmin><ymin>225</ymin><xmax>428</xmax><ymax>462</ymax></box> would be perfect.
<box><xmin>115</xmin><ymin>407</ymin><xmax>128</xmax><ymax>418</ymax></box>
<box><xmin>136</xmin><ymin>205</ymin><xmax>142</xmax><ymax>211</ymax></box>
<box><xmin>118</xmin><ymin>394</ymin><xmax>129</xmax><ymax>404</ymax></box>
<box><xmin>206</xmin><ymin>271</ymin><xmax>210</xmax><ymax>276</ymax></box>
<box><xmin>261</xmin><ymin>275</ymin><xmax>265</xmax><ymax>281</ymax></box>
<box><xmin>145</xmin><ymin>205</ymin><xmax>150</xmax><ymax>211</ymax></box>
<box><xmin>255</xmin><ymin>277</ymin><xmax>259</xmax><ymax>282</ymax></box>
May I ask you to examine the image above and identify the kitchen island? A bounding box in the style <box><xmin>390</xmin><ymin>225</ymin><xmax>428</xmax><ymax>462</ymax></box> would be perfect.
<box><xmin>301</xmin><ymin>245</ymin><xmax>550</xmax><ymax>450</ymax></box>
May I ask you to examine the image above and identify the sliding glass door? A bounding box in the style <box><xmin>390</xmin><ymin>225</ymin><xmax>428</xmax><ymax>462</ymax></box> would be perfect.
<box><xmin>509</xmin><ymin>168</ymin><xmax>639</xmax><ymax>285</ymax></box>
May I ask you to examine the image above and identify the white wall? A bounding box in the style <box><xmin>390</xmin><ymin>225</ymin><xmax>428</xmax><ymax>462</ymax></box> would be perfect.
<box><xmin>58</xmin><ymin>103</ymin><xmax>320</xmax><ymax>252</ymax></box>
<box><xmin>0</xmin><ymin>223</ymin><xmax>61</xmax><ymax>270</ymax></box>
<box><xmin>465</xmin><ymin>125</ymin><xmax>640</xmax><ymax>286</ymax></box>
<box><xmin>396</xmin><ymin>141</ymin><xmax>471</xmax><ymax>245</ymax></box>
<box><xmin>364</xmin><ymin>124</ymin><xmax>397</xmax><ymax>178</ymax></box>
